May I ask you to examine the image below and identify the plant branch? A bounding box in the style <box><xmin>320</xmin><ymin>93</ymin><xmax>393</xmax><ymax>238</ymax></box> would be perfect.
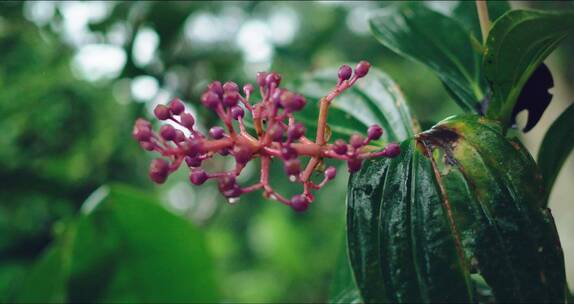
<box><xmin>475</xmin><ymin>0</ymin><xmax>491</xmax><ymax>43</ymax></box>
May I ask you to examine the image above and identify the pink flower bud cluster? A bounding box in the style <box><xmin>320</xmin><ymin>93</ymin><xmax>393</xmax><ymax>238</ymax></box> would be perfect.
<box><xmin>132</xmin><ymin>61</ymin><xmax>400</xmax><ymax>212</ymax></box>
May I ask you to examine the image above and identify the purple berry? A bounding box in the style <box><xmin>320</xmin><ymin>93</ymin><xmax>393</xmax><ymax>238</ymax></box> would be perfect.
<box><xmin>185</xmin><ymin>156</ymin><xmax>202</xmax><ymax>168</ymax></box>
<box><xmin>384</xmin><ymin>143</ymin><xmax>401</xmax><ymax>157</ymax></box>
<box><xmin>202</xmin><ymin>91</ymin><xmax>221</xmax><ymax>109</ymax></box>
<box><xmin>268</xmin><ymin>125</ymin><xmax>283</xmax><ymax>142</ymax></box>
<box><xmin>209</xmin><ymin>126</ymin><xmax>225</xmax><ymax>139</ymax></box>
<box><xmin>333</xmin><ymin>139</ymin><xmax>348</xmax><ymax>155</ymax></box>
<box><xmin>282</xmin><ymin>93</ymin><xmax>306</xmax><ymax>112</ymax></box>
<box><xmin>256</xmin><ymin>72</ymin><xmax>268</xmax><ymax>87</ymax></box>
<box><xmin>349</xmin><ymin>134</ymin><xmax>365</xmax><ymax>149</ymax></box>
<box><xmin>291</xmin><ymin>195</ymin><xmax>309</xmax><ymax>212</ymax></box>
<box><xmin>265</xmin><ymin>72</ymin><xmax>281</xmax><ymax>87</ymax></box>
<box><xmin>180</xmin><ymin>113</ymin><xmax>195</xmax><ymax>129</ymax></box>
<box><xmin>234</xmin><ymin>145</ymin><xmax>252</xmax><ymax>164</ymax></box>
<box><xmin>222</xmin><ymin>185</ymin><xmax>242</xmax><ymax>198</ymax></box>
<box><xmin>132</xmin><ymin>125</ymin><xmax>151</xmax><ymax>141</ymax></box>
<box><xmin>169</xmin><ymin>98</ymin><xmax>185</xmax><ymax>115</ymax></box>
<box><xmin>223</xmin><ymin>81</ymin><xmax>239</xmax><ymax>93</ymax></box>
<box><xmin>280</xmin><ymin>145</ymin><xmax>297</xmax><ymax>160</ymax></box>
<box><xmin>325</xmin><ymin>166</ymin><xmax>337</xmax><ymax>180</ymax></box>
<box><xmin>208</xmin><ymin>81</ymin><xmax>224</xmax><ymax>97</ymax></box>
<box><xmin>159</xmin><ymin>124</ymin><xmax>176</xmax><ymax>141</ymax></box>
<box><xmin>154</xmin><ymin>104</ymin><xmax>171</xmax><ymax>120</ymax></box>
<box><xmin>140</xmin><ymin>141</ymin><xmax>155</xmax><ymax>151</ymax></box>
<box><xmin>367</xmin><ymin>124</ymin><xmax>383</xmax><ymax>141</ymax></box>
<box><xmin>284</xmin><ymin>159</ymin><xmax>301</xmax><ymax>176</ymax></box>
<box><xmin>231</xmin><ymin>106</ymin><xmax>244</xmax><ymax>120</ymax></box>
<box><xmin>219</xmin><ymin>175</ymin><xmax>236</xmax><ymax>191</ymax></box>
<box><xmin>181</xmin><ymin>139</ymin><xmax>202</xmax><ymax>157</ymax></box>
<box><xmin>354</xmin><ymin>60</ymin><xmax>371</xmax><ymax>78</ymax></box>
<box><xmin>135</xmin><ymin>118</ymin><xmax>151</xmax><ymax>129</ymax></box>
<box><xmin>347</xmin><ymin>158</ymin><xmax>363</xmax><ymax>173</ymax></box>
<box><xmin>149</xmin><ymin>158</ymin><xmax>169</xmax><ymax>184</ymax></box>
<box><xmin>174</xmin><ymin>130</ymin><xmax>186</xmax><ymax>143</ymax></box>
<box><xmin>243</xmin><ymin>84</ymin><xmax>254</xmax><ymax>95</ymax></box>
<box><xmin>272</xmin><ymin>89</ymin><xmax>285</xmax><ymax>106</ymax></box>
<box><xmin>223</xmin><ymin>92</ymin><xmax>239</xmax><ymax>107</ymax></box>
<box><xmin>287</xmin><ymin>123</ymin><xmax>305</xmax><ymax>141</ymax></box>
<box><xmin>338</xmin><ymin>64</ymin><xmax>352</xmax><ymax>81</ymax></box>
<box><xmin>190</xmin><ymin>169</ymin><xmax>208</xmax><ymax>185</ymax></box>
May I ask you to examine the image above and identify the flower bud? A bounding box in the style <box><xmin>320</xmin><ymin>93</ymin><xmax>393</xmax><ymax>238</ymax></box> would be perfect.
<box><xmin>272</xmin><ymin>89</ymin><xmax>285</xmax><ymax>106</ymax></box>
<box><xmin>180</xmin><ymin>113</ymin><xmax>195</xmax><ymax>129</ymax></box>
<box><xmin>135</xmin><ymin>118</ymin><xmax>152</xmax><ymax>129</ymax></box>
<box><xmin>291</xmin><ymin>194</ymin><xmax>309</xmax><ymax>212</ymax></box>
<box><xmin>159</xmin><ymin>124</ymin><xmax>176</xmax><ymax>141</ymax></box>
<box><xmin>325</xmin><ymin>166</ymin><xmax>337</xmax><ymax>180</ymax></box>
<box><xmin>287</xmin><ymin>123</ymin><xmax>305</xmax><ymax>141</ymax></box>
<box><xmin>367</xmin><ymin>124</ymin><xmax>383</xmax><ymax>141</ymax></box>
<box><xmin>185</xmin><ymin>156</ymin><xmax>202</xmax><ymax>167</ymax></box>
<box><xmin>169</xmin><ymin>98</ymin><xmax>185</xmax><ymax>115</ymax></box>
<box><xmin>338</xmin><ymin>64</ymin><xmax>352</xmax><ymax>81</ymax></box>
<box><xmin>208</xmin><ymin>81</ymin><xmax>224</xmax><ymax>97</ymax></box>
<box><xmin>149</xmin><ymin>158</ymin><xmax>169</xmax><ymax>184</ymax></box>
<box><xmin>384</xmin><ymin>143</ymin><xmax>401</xmax><ymax>157</ymax></box>
<box><xmin>256</xmin><ymin>72</ymin><xmax>268</xmax><ymax>87</ymax></box>
<box><xmin>349</xmin><ymin>134</ymin><xmax>365</xmax><ymax>149</ymax></box>
<box><xmin>190</xmin><ymin>169</ymin><xmax>208</xmax><ymax>185</ymax></box>
<box><xmin>231</xmin><ymin>106</ymin><xmax>244</xmax><ymax>120</ymax></box>
<box><xmin>181</xmin><ymin>139</ymin><xmax>202</xmax><ymax>157</ymax></box>
<box><xmin>333</xmin><ymin>139</ymin><xmax>348</xmax><ymax>155</ymax></box>
<box><xmin>202</xmin><ymin>91</ymin><xmax>221</xmax><ymax>109</ymax></box>
<box><xmin>223</xmin><ymin>81</ymin><xmax>239</xmax><ymax>93</ymax></box>
<box><xmin>209</xmin><ymin>126</ymin><xmax>225</xmax><ymax>139</ymax></box>
<box><xmin>280</xmin><ymin>145</ymin><xmax>297</xmax><ymax>160</ymax></box>
<box><xmin>284</xmin><ymin>159</ymin><xmax>301</xmax><ymax>176</ymax></box>
<box><xmin>282</xmin><ymin>92</ymin><xmax>306</xmax><ymax>112</ymax></box>
<box><xmin>347</xmin><ymin>158</ymin><xmax>363</xmax><ymax>173</ymax></box>
<box><xmin>154</xmin><ymin>104</ymin><xmax>171</xmax><ymax>120</ymax></box>
<box><xmin>223</xmin><ymin>92</ymin><xmax>239</xmax><ymax>107</ymax></box>
<box><xmin>354</xmin><ymin>60</ymin><xmax>371</xmax><ymax>78</ymax></box>
<box><xmin>234</xmin><ymin>145</ymin><xmax>252</xmax><ymax>164</ymax></box>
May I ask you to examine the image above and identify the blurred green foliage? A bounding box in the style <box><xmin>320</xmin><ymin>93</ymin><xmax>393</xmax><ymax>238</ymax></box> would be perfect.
<box><xmin>0</xmin><ymin>1</ymin><xmax>572</xmax><ymax>302</ymax></box>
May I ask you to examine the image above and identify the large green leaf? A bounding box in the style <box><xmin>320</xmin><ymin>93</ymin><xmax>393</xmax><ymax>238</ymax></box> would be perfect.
<box><xmin>538</xmin><ymin>103</ymin><xmax>574</xmax><ymax>201</ymax></box>
<box><xmin>369</xmin><ymin>4</ymin><xmax>486</xmax><ymax>113</ymax></box>
<box><xmin>347</xmin><ymin>115</ymin><xmax>565</xmax><ymax>302</ymax></box>
<box><xmin>483</xmin><ymin>10</ymin><xmax>574</xmax><ymax>126</ymax></box>
<box><xmin>10</xmin><ymin>185</ymin><xmax>218</xmax><ymax>302</ymax></box>
<box><xmin>297</xmin><ymin>67</ymin><xmax>417</xmax><ymax>144</ymax></box>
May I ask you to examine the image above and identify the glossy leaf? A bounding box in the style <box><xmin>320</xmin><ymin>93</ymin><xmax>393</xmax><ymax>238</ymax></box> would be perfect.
<box><xmin>10</xmin><ymin>185</ymin><xmax>218</xmax><ymax>302</ymax></box>
<box><xmin>483</xmin><ymin>9</ymin><xmax>574</xmax><ymax>126</ymax></box>
<box><xmin>538</xmin><ymin>103</ymin><xmax>574</xmax><ymax>200</ymax></box>
<box><xmin>297</xmin><ymin>67</ymin><xmax>418</xmax><ymax>144</ymax></box>
<box><xmin>347</xmin><ymin>115</ymin><xmax>566</xmax><ymax>302</ymax></box>
<box><xmin>370</xmin><ymin>4</ymin><xmax>486</xmax><ymax>113</ymax></box>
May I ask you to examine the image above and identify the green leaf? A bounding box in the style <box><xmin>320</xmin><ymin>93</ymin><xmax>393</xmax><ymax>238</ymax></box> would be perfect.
<box><xmin>369</xmin><ymin>4</ymin><xmax>486</xmax><ymax>113</ymax></box>
<box><xmin>538</xmin><ymin>103</ymin><xmax>574</xmax><ymax>200</ymax></box>
<box><xmin>329</xmin><ymin>236</ymin><xmax>361</xmax><ymax>304</ymax></box>
<box><xmin>347</xmin><ymin>115</ymin><xmax>566</xmax><ymax>302</ymax></box>
<box><xmin>483</xmin><ymin>9</ymin><xmax>574</xmax><ymax>126</ymax></box>
<box><xmin>439</xmin><ymin>1</ymin><xmax>511</xmax><ymax>41</ymax></box>
<box><xmin>11</xmin><ymin>185</ymin><xmax>218</xmax><ymax>303</ymax></box>
<box><xmin>297</xmin><ymin>67</ymin><xmax>417</xmax><ymax>143</ymax></box>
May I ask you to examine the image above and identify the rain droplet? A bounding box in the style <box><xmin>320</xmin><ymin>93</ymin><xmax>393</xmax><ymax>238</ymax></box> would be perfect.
<box><xmin>227</xmin><ymin>197</ymin><xmax>240</xmax><ymax>204</ymax></box>
<box><xmin>289</xmin><ymin>175</ymin><xmax>296</xmax><ymax>182</ymax></box>
<box><xmin>270</xmin><ymin>194</ymin><xmax>277</xmax><ymax>200</ymax></box>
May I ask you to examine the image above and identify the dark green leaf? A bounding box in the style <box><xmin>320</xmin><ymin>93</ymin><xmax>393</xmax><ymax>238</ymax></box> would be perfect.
<box><xmin>369</xmin><ymin>4</ymin><xmax>486</xmax><ymax>113</ymax></box>
<box><xmin>483</xmin><ymin>9</ymin><xmax>574</xmax><ymax>126</ymax></box>
<box><xmin>11</xmin><ymin>185</ymin><xmax>218</xmax><ymax>303</ymax></box>
<box><xmin>297</xmin><ymin>67</ymin><xmax>417</xmax><ymax>144</ymax></box>
<box><xmin>347</xmin><ymin>115</ymin><xmax>566</xmax><ymax>302</ymax></box>
<box><xmin>442</xmin><ymin>1</ymin><xmax>511</xmax><ymax>41</ymax></box>
<box><xmin>538</xmin><ymin>103</ymin><xmax>574</xmax><ymax>200</ymax></box>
